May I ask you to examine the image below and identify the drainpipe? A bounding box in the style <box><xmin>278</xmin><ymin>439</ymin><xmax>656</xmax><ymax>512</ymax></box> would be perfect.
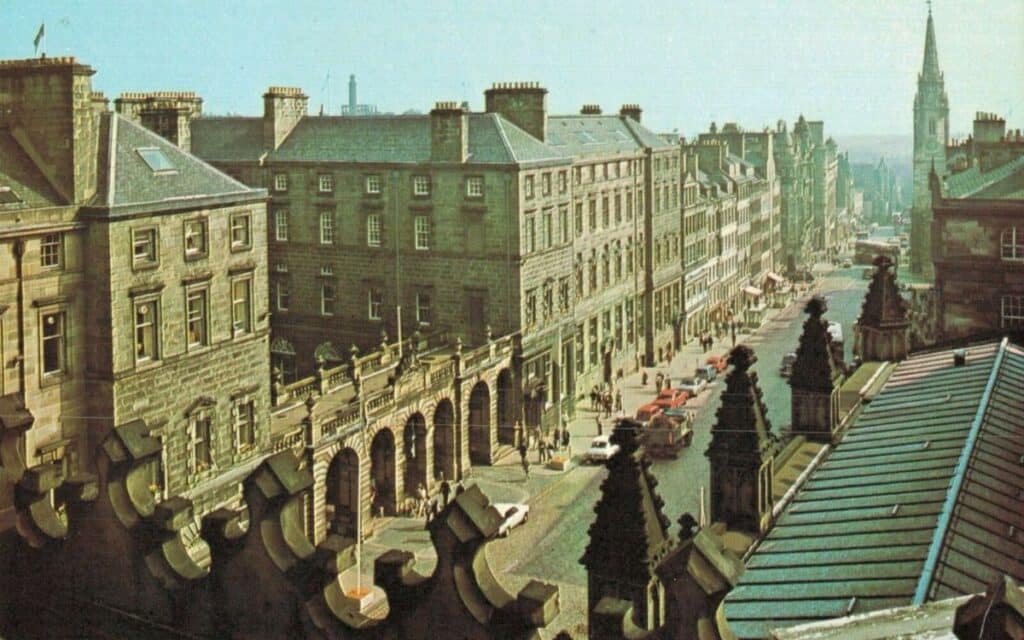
<box><xmin>13</xmin><ymin>239</ymin><xmax>26</xmax><ymax>398</ymax></box>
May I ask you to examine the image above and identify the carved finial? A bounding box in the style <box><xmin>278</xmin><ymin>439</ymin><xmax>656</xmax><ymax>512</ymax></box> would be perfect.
<box><xmin>804</xmin><ymin>295</ymin><xmax>828</xmax><ymax>319</ymax></box>
<box><xmin>455</xmin><ymin>336</ymin><xmax>463</xmax><ymax>355</ymax></box>
<box><xmin>486</xmin><ymin>324</ymin><xmax>493</xmax><ymax>342</ymax></box>
<box><xmin>304</xmin><ymin>393</ymin><xmax>316</xmax><ymax>416</ymax></box>
<box><xmin>727</xmin><ymin>344</ymin><xmax>756</xmax><ymax>372</ymax></box>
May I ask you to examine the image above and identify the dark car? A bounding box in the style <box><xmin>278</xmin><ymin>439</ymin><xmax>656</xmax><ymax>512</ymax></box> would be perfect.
<box><xmin>779</xmin><ymin>353</ymin><xmax>797</xmax><ymax>377</ymax></box>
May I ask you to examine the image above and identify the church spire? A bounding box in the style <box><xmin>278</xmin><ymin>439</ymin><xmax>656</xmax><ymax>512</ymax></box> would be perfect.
<box><xmin>922</xmin><ymin>3</ymin><xmax>941</xmax><ymax>79</ymax></box>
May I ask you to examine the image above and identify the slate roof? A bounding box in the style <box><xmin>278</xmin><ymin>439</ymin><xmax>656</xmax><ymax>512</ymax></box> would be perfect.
<box><xmin>92</xmin><ymin>113</ymin><xmax>263</xmax><ymax>214</ymax></box>
<box><xmin>724</xmin><ymin>339</ymin><xmax>1024</xmax><ymax>639</ymax></box>
<box><xmin>192</xmin><ymin>113</ymin><xmax>569</xmax><ymax>166</ymax></box>
<box><xmin>942</xmin><ymin>155</ymin><xmax>1024</xmax><ymax>199</ymax></box>
<box><xmin>547</xmin><ymin>115</ymin><xmax>672</xmax><ymax>156</ymax></box>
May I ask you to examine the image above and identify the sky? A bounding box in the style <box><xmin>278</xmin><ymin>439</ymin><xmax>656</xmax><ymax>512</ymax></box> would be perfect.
<box><xmin>2</xmin><ymin>1</ymin><xmax>1022</xmax><ymax>140</ymax></box>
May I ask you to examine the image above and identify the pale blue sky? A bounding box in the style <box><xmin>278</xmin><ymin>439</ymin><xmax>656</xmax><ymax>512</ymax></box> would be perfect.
<box><xmin>2</xmin><ymin>1</ymin><xmax>1022</xmax><ymax>138</ymax></box>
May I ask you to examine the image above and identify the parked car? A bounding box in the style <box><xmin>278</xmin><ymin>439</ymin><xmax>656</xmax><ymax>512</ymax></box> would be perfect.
<box><xmin>779</xmin><ymin>352</ymin><xmax>797</xmax><ymax>377</ymax></box>
<box><xmin>862</xmin><ymin>267</ymin><xmax>874</xmax><ymax>280</ymax></box>
<box><xmin>584</xmin><ymin>435</ymin><xmax>620</xmax><ymax>464</ymax></box>
<box><xmin>675</xmin><ymin>376</ymin><xmax>708</xmax><ymax>397</ymax></box>
<box><xmin>706</xmin><ymin>355</ymin><xmax>729</xmax><ymax>372</ymax></box>
<box><xmin>635</xmin><ymin>402</ymin><xmax>663</xmax><ymax>424</ymax></box>
<box><xmin>694</xmin><ymin>364</ymin><xmax>718</xmax><ymax>382</ymax></box>
<box><xmin>653</xmin><ymin>388</ymin><xmax>689</xmax><ymax>410</ymax></box>
<box><xmin>493</xmin><ymin>503</ymin><xmax>529</xmax><ymax>537</ymax></box>
<box><xmin>841</xmin><ymin>258</ymin><xmax>852</xmax><ymax>268</ymax></box>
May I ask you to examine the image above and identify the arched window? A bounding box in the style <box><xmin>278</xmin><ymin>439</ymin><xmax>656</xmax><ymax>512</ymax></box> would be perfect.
<box><xmin>1001</xmin><ymin>227</ymin><xmax>1023</xmax><ymax>261</ymax></box>
<box><xmin>928</xmin><ymin>119</ymin><xmax>937</xmax><ymax>135</ymax></box>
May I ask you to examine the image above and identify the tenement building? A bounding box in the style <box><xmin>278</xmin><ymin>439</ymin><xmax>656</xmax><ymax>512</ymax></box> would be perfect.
<box><xmin>121</xmin><ymin>84</ymin><xmax>682</xmax><ymax>436</ymax></box>
<box><xmin>0</xmin><ymin>56</ymin><xmax>269</xmax><ymax>550</ymax></box>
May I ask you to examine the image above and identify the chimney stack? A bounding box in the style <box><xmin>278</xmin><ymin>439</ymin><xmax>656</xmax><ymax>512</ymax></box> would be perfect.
<box><xmin>115</xmin><ymin>91</ymin><xmax>203</xmax><ymax>152</ymax></box>
<box><xmin>0</xmin><ymin>56</ymin><xmax>99</xmax><ymax>204</ymax></box>
<box><xmin>619</xmin><ymin>104</ymin><xmax>642</xmax><ymax>123</ymax></box>
<box><xmin>580</xmin><ymin>104</ymin><xmax>602</xmax><ymax>115</ymax></box>
<box><xmin>263</xmin><ymin>86</ymin><xmax>308</xmax><ymax>151</ymax></box>
<box><xmin>430</xmin><ymin>101</ymin><xmax>469</xmax><ymax>163</ymax></box>
<box><xmin>484</xmin><ymin>81</ymin><xmax>547</xmax><ymax>142</ymax></box>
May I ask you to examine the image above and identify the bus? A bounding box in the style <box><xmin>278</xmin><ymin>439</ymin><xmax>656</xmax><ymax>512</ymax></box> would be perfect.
<box><xmin>854</xmin><ymin>239</ymin><xmax>899</xmax><ymax>265</ymax></box>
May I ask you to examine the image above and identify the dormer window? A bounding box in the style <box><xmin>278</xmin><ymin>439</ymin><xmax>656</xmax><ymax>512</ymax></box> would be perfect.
<box><xmin>136</xmin><ymin>147</ymin><xmax>176</xmax><ymax>174</ymax></box>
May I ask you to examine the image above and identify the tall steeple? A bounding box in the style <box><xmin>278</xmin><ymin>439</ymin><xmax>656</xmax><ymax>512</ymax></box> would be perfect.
<box><xmin>910</xmin><ymin>2</ymin><xmax>949</xmax><ymax>277</ymax></box>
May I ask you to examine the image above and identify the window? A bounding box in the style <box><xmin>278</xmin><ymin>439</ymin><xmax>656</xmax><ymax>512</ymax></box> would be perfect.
<box><xmin>588</xmin><ymin>199</ymin><xmax>597</xmax><ymax>232</ymax></box>
<box><xmin>574</xmin><ymin>203</ymin><xmax>584</xmax><ymax>237</ymax></box>
<box><xmin>133</xmin><ymin>228</ymin><xmax>158</xmax><ymax>264</ymax></box>
<box><xmin>232</xmin><ymin>279</ymin><xmax>252</xmax><ymax>334</ymax></box>
<box><xmin>542</xmin><ymin>173</ymin><xmax>551</xmax><ymax>196</ymax></box>
<box><xmin>1001</xmin><ymin>227</ymin><xmax>1024</xmax><ymax>261</ymax></box>
<box><xmin>626</xmin><ymin>189</ymin><xmax>634</xmax><ymax>220</ymax></box>
<box><xmin>524</xmin><ymin>175</ymin><xmax>535</xmax><ymax>199</ymax></box>
<box><xmin>416</xmin><ymin>292</ymin><xmax>432</xmax><ymax>325</ymax></box>
<box><xmin>319</xmin><ymin>211</ymin><xmax>334</xmax><ymax>244</ymax></box>
<box><xmin>524</xmin><ymin>216</ymin><xmax>535</xmax><ymax>253</ymax></box>
<box><xmin>134</xmin><ymin>300</ymin><xmax>159</xmax><ymax>362</ymax></box>
<box><xmin>466</xmin><ymin>176</ymin><xmax>484</xmax><ymax>198</ymax></box>
<box><xmin>525</xmin><ymin>290</ymin><xmax>537</xmax><ymax>325</ymax></box>
<box><xmin>558</xmin><ymin>171</ymin><xmax>567</xmax><ymax>194</ymax></box>
<box><xmin>184</xmin><ymin>219</ymin><xmax>207</xmax><ymax>258</ymax></box>
<box><xmin>40</xmin><ymin>233</ymin><xmax>62</xmax><ymax>269</ymax></box>
<box><xmin>234</xmin><ymin>398</ymin><xmax>256</xmax><ymax>449</ymax></box>
<box><xmin>614</xmin><ymin>194</ymin><xmax>622</xmax><ymax>225</ymax></box>
<box><xmin>273</xmin><ymin>173</ymin><xmax>288</xmax><ymax>192</ymax></box>
<box><xmin>274</xmin><ymin>210</ymin><xmax>289</xmax><ymax>242</ymax></box>
<box><xmin>189</xmin><ymin>411</ymin><xmax>212</xmax><ymax>473</ymax></box>
<box><xmin>321</xmin><ymin>282</ymin><xmax>335</xmax><ymax>316</ymax></box>
<box><xmin>276</xmin><ymin>281</ymin><xmax>290</xmax><ymax>311</ymax></box>
<box><xmin>559</xmin><ymin>206</ymin><xmax>569</xmax><ymax>244</ymax></box>
<box><xmin>41</xmin><ymin>312</ymin><xmax>65</xmax><ymax>375</ymax></box>
<box><xmin>602</xmin><ymin>195</ymin><xmax>609</xmax><ymax>228</ymax></box>
<box><xmin>318</xmin><ymin>174</ymin><xmax>334</xmax><ymax>193</ymax></box>
<box><xmin>413</xmin><ymin>175</ymin><xmax>430</xmax><ymax>196</ymax></box>
<box><xmin>414</xmin><ymin>216</ymin><xmax>430</xmax><ymax>250</ymax></box>
<box><xmin>186</xmin><ymin>289</ymin><xmax>208</xmax><ymax>348</ymax></box>
<box><xmin>1002</xmin><ymin>295</ymin><xmax>1024</xmax><ymax>329</ymax></box>
<box><xmin>365</xmin><ymin>174</ymin><xmax>381</xmax><ymax>194</ymax></box>
<box><xmin>320</xmin><ymin>265</ymin><xmax>333</xmax><ymax>276</ymax></box>
<box><xmin>230</xmin><ymin>213</ymin><xmax>251</xmax><ymax>250</ymax></box>
<box><xmin>275</xmin><ymin>262</ymin><xmax>288</xmax><ymax>273</ymax></box>
<box><xmin>368</xmin><ymin>289</ymin><xmax>383</xmax><ymax>320</ymax></box>
<box><xmin>367</xmin><ymin>214</ymin><xmax>381</xmax><ymax>247</ymax></box>
<box><xmin>558</xmin><ymin>277</ymin><xmax>570</xmax><ymax>312</ymax></box>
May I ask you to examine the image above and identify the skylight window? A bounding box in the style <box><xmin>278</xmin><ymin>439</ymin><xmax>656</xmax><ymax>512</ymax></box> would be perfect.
<box><xmin>136</xmin><ymin>147</ymin><xmax>176</xmax><ymax>173</ymax></box>
<box><xmin>575</xmin><ymin>131</ymin><xmax>597</xmax><ymax>144</ymax></box>
<box><xmin>0</xmin><ymin>186</ymin><xmax>23</xmax><ymax>204</ymax></box>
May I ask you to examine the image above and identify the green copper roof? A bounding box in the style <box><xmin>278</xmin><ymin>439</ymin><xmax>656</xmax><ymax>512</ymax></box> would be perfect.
<box><xmin>725</xmin><ymin>339</ymin><xmax>1024</xmax><ymax>639</ymax></box>
<box><xmin>942</xmin><ymin>154</ymin><xmax>1024</xmax><ymax>199</ymax></box>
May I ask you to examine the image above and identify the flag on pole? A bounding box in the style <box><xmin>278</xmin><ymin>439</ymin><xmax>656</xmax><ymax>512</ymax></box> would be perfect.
<box><xmin>33</xmin><ymin>23</ymin><xmax>45</xmax><ymax>54</ymax></box>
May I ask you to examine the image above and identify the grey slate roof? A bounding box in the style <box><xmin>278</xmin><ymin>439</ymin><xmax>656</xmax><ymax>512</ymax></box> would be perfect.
<box><xmin>725</xmin><ymin>339</ymin><xmax>1024</xmax><ymax>639</ymax></box>
<box><xmin>547</xmin><ymin>115</ymin><xmax>671</xmax><ymax>156</ymax></box>
<box><xmin>192</xmin><ymin>113</ymin><xmax>569</xmax><ymax>166</ymax></box>
<box><xmin>943</xmin><ymin>155</ymin><xmax>1024</xmax><ymax>199</ymax></box>
<box><xmin>190</xmin><ymin>117</ymin><xmax>265</xmax><ymax>162</ymax></box>
<box><xmin>93</xmin><ymin>113</ymin><xmax>262</xmax><ymax>212</ymax></box>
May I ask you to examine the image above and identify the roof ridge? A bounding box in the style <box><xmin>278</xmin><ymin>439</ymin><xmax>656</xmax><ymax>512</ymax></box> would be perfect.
<box><xmin>489</xmin><ymin>113</ymin><xmax>519</xmax><ymax>163</ymax></box>
<box><xmin>913</xmin><ymin>337</ymin><xmax>1008</xmax><ymax>605</ymax></box>
<box><xmin>107</xmin><ymin>112</ymin><xmax>118</xmax><ymax>207</ymax></box>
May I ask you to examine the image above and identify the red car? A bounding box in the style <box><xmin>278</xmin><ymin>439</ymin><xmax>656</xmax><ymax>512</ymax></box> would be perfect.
<box><xmin>635</xmin><ymin>402</ymin><xmax>663</xmax><ymax>424</ymax></box>
<box><xmin>653</xmin><ymin>388</ymin><xmax>689</xmax><ymax>410</ymax></box>
<box><xmin>706</xmin><ymin>355</ymin><xmax>729</xmax><ymax>372</ymax></box>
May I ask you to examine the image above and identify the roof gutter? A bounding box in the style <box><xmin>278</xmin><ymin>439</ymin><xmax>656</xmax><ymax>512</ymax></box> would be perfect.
<box><xmin>912</xmin><ymin>337</ymin><xmax>1007</xmax><ymax>605</ymax></box>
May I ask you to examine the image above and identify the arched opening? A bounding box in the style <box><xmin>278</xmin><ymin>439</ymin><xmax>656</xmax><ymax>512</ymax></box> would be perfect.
<box><xmin>468</xmin><ymin>382</ymin><xmax>491</xmax><ymax>465</ymax></box>
<box><xmin>496</xmin><ymin>369</ymin><xmax>516</xmax><ymax>446</ymax></box>
<box><xmin>433</xmin><ymin>399</ymin><xmax>456</xmax><ymax>482</ymax></box>
<box><xmin>325</xmin><ymin>448</ymin><xmax>359</xmax><ymax>538</ymax></box>
<box><xmin>402</xmin><ymin>413</ymin><xmax>428</xmax><ymax>501</ymax></box>
<box><xmin>370</xmin><ymin>429</ymin><xmax>396</xmax><ymax>517</ymax></box>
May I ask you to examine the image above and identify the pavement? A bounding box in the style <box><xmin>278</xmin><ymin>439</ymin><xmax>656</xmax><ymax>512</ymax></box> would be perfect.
<box><xmin>342</xmin><ymin>260</ymin><xmax>862</xmax><ymax>637</ymax></box>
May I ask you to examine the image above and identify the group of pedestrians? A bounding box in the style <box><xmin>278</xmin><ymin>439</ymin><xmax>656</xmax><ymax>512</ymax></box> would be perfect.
<box><xmin>589</xmin><ymin>385</ymin><xmax>623</xmax><ymax>418</ymax></box>
<box><xmin>699</xmin><ymin>333</ymin><xmax>715</xmax><ymax>353</ymax></box>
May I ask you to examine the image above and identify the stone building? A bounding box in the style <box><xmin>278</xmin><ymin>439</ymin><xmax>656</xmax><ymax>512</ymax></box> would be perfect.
<box><xmin>910</xmin><ymin>6</ymin><xmax>950</xmax><ymax>277</ymax></box>
<box><xmin>0</xmin><ymin>56</ymin><xmax>270</xmax><ymax>541</ymax></box>
<box><xmin>120</xmin><ymin>83</ymin><xmax>682</xmax><ymax>438</ymax></box>
<box><xmin>852</xmin><ymin>157</ymin><xmax>903</xmax><ymax>226</ymax></box>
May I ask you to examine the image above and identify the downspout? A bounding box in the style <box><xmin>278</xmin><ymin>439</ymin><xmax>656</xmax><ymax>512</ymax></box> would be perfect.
<box><xmin>13</xmin><ymin>239</ymin><xmax>26</xmax><ymax>398</ymax></box>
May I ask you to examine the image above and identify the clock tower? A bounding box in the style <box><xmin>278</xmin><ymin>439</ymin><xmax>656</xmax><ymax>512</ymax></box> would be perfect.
<box><xmin>910</xmin><ymin>4</ymin><xmax>949</xmax><ymax>276</ymax></box>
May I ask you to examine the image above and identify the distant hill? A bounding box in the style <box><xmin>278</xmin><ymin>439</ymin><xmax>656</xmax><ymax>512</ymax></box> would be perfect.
<box><xmin>834</xmin><ymin>135</ymin><xmax>912</xmax><ymax>164</ymax></box>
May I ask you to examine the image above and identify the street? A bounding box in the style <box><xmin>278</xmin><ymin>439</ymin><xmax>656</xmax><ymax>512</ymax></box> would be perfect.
<box><xmin>351</xmin><ymin>261</ymin><xmax>873</xmax><ymax>637</ymax></box>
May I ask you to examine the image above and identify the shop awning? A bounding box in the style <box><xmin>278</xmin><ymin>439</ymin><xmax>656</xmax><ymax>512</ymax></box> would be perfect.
<box><xmin>765</xmin><ymin>272</ymin><xmax>785</xmax><ymax>284</ymax></box>
<box><xmin>743</xmin><ymin>286</ymin><xmax>763</xmax><ymax>297</ymax></box>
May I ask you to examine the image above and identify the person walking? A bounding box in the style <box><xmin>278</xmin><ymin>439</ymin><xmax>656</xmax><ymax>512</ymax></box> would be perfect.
<box><xmin>416</xmin><ymin>483</ymin><xmax>428</xmax><ymax>518</ymax></box>
<box><xmin>440</xmin><ymin>474</ymin><xmax>451</xmax><ymax>507</ymax></box>
<box><xmin>641</xmin><ymin>370</ymin><xmax>649</xmax><ymax>387</ymax></box>
<box><xmin>655</xmin><ymin>372</ymin><xmax>664</xmax><ymax>390</ymax></box>
<box><xmin>562</xmin><ymin>426</ymin><xmax>571</xmax><ymax>451</ymax></box>
<box><xmin>521</xmin><ymin>455</ymin><xmax>530</xmax><ymax>479</ymax></box>
<box><xmin>614</xmin><ymin>388</ymin><xmax>622</xmax><ymax>413</ymax></box>
<box><xmin>595</xmin><ymin>416</ymin><xmax>603</xmax><ymax>436</ymax></box>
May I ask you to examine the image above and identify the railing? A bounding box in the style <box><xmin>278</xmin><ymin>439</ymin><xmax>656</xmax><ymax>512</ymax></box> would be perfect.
<box><xmin>430</xmin><ymin>360</ymin><xmax>457</xmax><ymax>385</ymax></box>
<box><xmin>271</xmin><ymin>427</ymin><xmax>304</xmax><ymax>452</ymax></box>
<box><xmin>321</xmin><ymin>404</ymin><xmax>361</xmax><ymax>438</ymax></box>
<box><xmin>365</xmin><ymin>388</ymin><xmax>395</xmax><ymax>414</ymax></box>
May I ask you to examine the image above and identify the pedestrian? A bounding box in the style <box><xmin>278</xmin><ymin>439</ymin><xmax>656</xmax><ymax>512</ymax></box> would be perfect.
<box><xmin>521</xmin><ymin>456</ymin><xmax>530</xmax><ymax>479</ymax></box>
<box><xmin>614</xmin><ymin>388</ymin><xmax>622</xmax><ymax>412</ymax></box>
<box><xmin>547</xmin><ymin>440</ymin><xmax>557</xmax><ymax>460</ymax></box>
<box><xmin>562</xmin><ymin>427</ymin><xmax>571</xmax><ymax>450</ymax></box>
<box><xmin>655</xmin><ymin>372</ymin><xmax>664</xmax><ymax>390</ymax></box>
<box><xmin>440</xmin><ymin>474</ymin><xmax>451</xmax><ymax>507</ymax></box>
<box><xmin>664</xmin><ymin>375</ymin><xmax>671</xmax><ymax>389</ymax></box>
<box><xmin>536</xmin><ymin>436</ymin><xmax>546</xmax><ymax>463</ymax></box>
<box><xmin>518</xmin><ymin>441</ymin><xmax>528</xmax><ymax>466</ymax></box>
<box><xmin>416</xmin><ymin>483</ymin><xmax>428</xmax><ymax>517</ymax></box>
<box><xmin>641</xmin><ymin>370</ymin><xmax>648</xmax><ymax>387</ymax></box>
<box><xmin>604</xmin><ymin>393</ymin><xmax>612</xmax><ymax>418</ymax></box>
<box><xmin>595</xmin><ymin>416</ymin><xmax>603</xmax><ymax>436</ymax></box>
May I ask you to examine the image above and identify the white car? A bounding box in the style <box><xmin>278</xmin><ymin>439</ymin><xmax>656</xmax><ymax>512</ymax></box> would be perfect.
<box><xmin>675</xmin><ymin>376</ymin><xmax>708</xmax><ymax>397</ymax></box>
<box><xmin>493</xmin><ymin>503</ymin><xmax>529</xmax><ymax>537</ymax></box>
<box><xmin>584</xmin><ymin>435</ymin><xmax>621</xmax><ymax>464</ymax></box>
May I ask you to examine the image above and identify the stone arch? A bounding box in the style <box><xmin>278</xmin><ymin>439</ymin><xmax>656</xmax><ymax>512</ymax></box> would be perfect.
<box><xmin>496</xmin><ymin>368</ymin><xmax>516</xmax><ymax>446</ymax></box>
<box><xmin>402</xmin><ymin>413</ymin><xmax>428</xmax><ymax>502</ymax></box>
<box><xmin>468</xmin><ymin>381</ymin><xmax>492</xmax><ymax>465</ymax></box>
<box><xmin>370</xmin><ymin>428</ymin><xmax>397</xmax><ymax>517</ymax></box>
<box><xmin>325</xmin><ymin>448</ymin><xmax>360</xmax><ymax>538</ymax></box>
<box><xmin>432</xmin><ymin>398</ymin><xmax>456</xmax><ymax>482</ymax></box>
